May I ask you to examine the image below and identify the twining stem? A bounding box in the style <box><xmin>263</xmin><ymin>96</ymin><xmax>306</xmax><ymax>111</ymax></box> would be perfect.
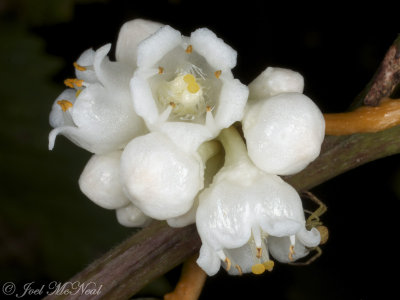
<box><xmin>324</xmin><ymin>98</ymin><xmax>400</xmax><ymax>135</ymax></box>
<box><xmin>164</xmin><ymin>254</ymin><xmax>207</xmax><ymax>300</ymax></box>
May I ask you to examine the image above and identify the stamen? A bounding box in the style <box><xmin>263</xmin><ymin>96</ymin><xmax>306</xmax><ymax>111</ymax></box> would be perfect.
<box><xmin>64</xmin><ymin>78</ymin><xmax>84</xmax><ymax>88</ymax></box>
<box><xmin>57</xmin><ymin>100</ymin><xmax>73</xmax><ymax>112</ymax></box>
<box><xmin>251</xmin><ymin>264</ymin><xmax>266</xmax><ymax>275</ymax></box>
<box><xmin>289</xmin><ymin>245</ymin><xmax>295</xmax><ymax>261</ymax></box>
<box><xmin>158</xmin><ymin>66</ymin><xmax>164</xmax><ymax>74</ymax></box>
<box><xmin>159</xmin><ymin>105</ymin><xmax>173</xmax><ymax>123</ymax></box>
<box><xmin>73</xmin><ymin>62</ymin><xmax>86</xmax><ymax>71</ymax></box>
<box><xmin>256</xmin><ymin>247</ymin><xmax>262</xmax><ymax>259</ymax></box>
<box><xmin>206</xmin><ymin>105</ymin><xmax>212</xmax><ymax>112</ymax></box>
<box><xmin>185</xmin><ymin>45</ymin><xmax>193</xmax><ymax>53</ymax></box>
<box><xmin>214</xmin><ymin>70</ymin><xmax>222</xmax><ymax>79</ymax></box>
<box><xmin>169</xmin><ymin>102</ymin><xmax>176</xmax><ymax>108</ymax></box>
<box><xmin>75</xmin><ymin>89</ymin><xmax>82</xmax><ymax>98</ymax></box>
<box><xmin>224</xmin><ymin>257</ymin><xmax>231</xmax><ymax>271</ymax></box>
<box><xmin>263</xmin><ymin>260</ymin><xmax>274</xmax><ymax>272</ymax></box>
<box><xmin>235</xmin><ymin>264</ymin><xmax>243</xmax><ymax>276</ymax></box>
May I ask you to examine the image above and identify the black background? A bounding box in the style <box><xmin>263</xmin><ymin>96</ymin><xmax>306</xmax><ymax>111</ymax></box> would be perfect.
<box><xmin>1</xmin><ymin>1</ymin><xmax>399</xmax><ymax>299</ymax></box>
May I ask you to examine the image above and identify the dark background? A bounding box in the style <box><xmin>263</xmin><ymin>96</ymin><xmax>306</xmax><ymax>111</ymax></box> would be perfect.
<box><xmin>1</xmin><ymin>0</ymin><xmax>399</xmax><ymax>299</ymax></box>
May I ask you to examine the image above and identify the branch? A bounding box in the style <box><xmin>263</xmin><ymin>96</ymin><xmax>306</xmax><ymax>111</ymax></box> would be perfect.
<box><xmin>351</xmin><ymin>34</ymin><xmax>400</xmax><ymax>108</ymax></box>
<box><xmin>44</xmin><ymin>221</ymin><xmax>201</xmax><ymax>300</ymax></box>
<box><xmin>44</xmin><ymin>124</ymin><xmax>400</xmax><ymax>300</ymax></box>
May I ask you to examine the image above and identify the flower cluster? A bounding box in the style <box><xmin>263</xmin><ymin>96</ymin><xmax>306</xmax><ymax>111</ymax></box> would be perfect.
<box><xmin>49</xmin><ymin>19</ymin><xmax>325</xmax><ymax>275</ymax></box>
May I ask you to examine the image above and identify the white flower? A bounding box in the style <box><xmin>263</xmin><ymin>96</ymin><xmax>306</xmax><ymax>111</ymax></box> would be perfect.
<box><xmin>49</xmin><ymin>19</ymin><xmax>163</xmax><ymax>154</ymax></box>
<box><xmin>130</xmin><ymin>25</ymin><xmax>248</xmax><ymax>153</ymax></box>
<box><xmin>120</xmin><ymin>132</ymin><xmax>205</xmax><ymax>220</ymax></box>
<box><xmin>196</xmin><ymin>127</ymin><xmax>320</xmax><ymax>276</ymax></box>
<box><xmin>242</xmin><ymin>67</ymin><xmax>325</xmax><ymax>175</ymax></box>
<box><xmin>166</xmin><ymin>140</ymin><xmax>224</xmax><ymax>228</ymax></box>
<box><xmin>116</xmin><ymin>204</ymin><xmax>152</xmax><ymax>228</ymax></box>
<box><xmin>79</xmin><ymin>150</ymin><xmax>151</xmax><ymax>227</ymax></box>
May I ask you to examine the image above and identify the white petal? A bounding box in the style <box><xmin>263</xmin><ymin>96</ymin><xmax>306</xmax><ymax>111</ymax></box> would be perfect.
<box><xmin>251</xmin><ymin>174</ymin><xmax>305</xmax><ymax>237</ymax></box>
<box><xmin>93</xmin><ymin>44</ymin><xmax>132</xmax><ymax>90</ymax></box>
<box><xmin>268</xmin><ymin>236</ymin><xmax>310</xmax><ymax>263</ymax></box>
<box><xmin>70</xmin><ymin>83</ymin><xmax>146</xmax><ymax>153</ymax></box>
<box><xmin>50</xmin><ymin>83</ymin><xmax>146</xmax><ymax>154</ymax></box>
<box><xmin>248</xmin><ymin>67</ymin><xmax>304</xmax><ymax>100</ymax></box>
<box><xmin>190</xmin><ymin>28</ymin><xmax>237</xmax><ymax>70</ymax></box>
<box><xmin>116</xmin><ymin>19</ymin><xmax>163</xmax><ymax>68</ymax></box>
<box><xmin>120</xmin><ymin>132</ymin><xmax>204</xmax><ymax>220</ymax></box>
<box><xmin>296</xmin><ymin>227</ymin><xmax>321</xmax><ymax>248</ymax></box>
<box><xmin>49</xmin><ymin>89</ymin><xmax>76</xmax><ymax>128</ymax></box>
<box><xmin>130</xmin><ymin>74</ymin><xmax>160</xmax><ymax>124</ymax></box>
<box><xmin>196</xmin><ymin>177</ymin><xmax>253</xmax><ymax>250</ymax></box>
<box><xmin>197</xmin><ymin>244</ymin><xmax>221</xmax><ymax>276</ymax></box>
<box><xmin>75</xmin><ymin>48</ymin><xmax>97</xmax><ymax>83</ymax></box>
<box><xmin>116</xmin><ymin>204</ymin><xmax>152</xmax><ymax>227</ymax></box>
<box><xmin>136</xmin><ymin>25</ymin><xmax>182</xmax><ymax>69</ymax></box>
<box><xmin>243</xmin><ymin>92</ymin><xmax>325</xmax><ymax>175</ymax></box>
<box><xmin>213</xmin><ymin>78</ymin><xmax>248</xmax><ymax>130</ymax></box>
<box><xmin>225</xmin><ymin>243</ymin><xmax>255</xmax><ymax>275</ymax></box>
<box><xmin>79</xmin><ymin>151</ymin><xmax>130</xmax><ymax>209</ymax></box>
<box><xmin>167</xmin><ymin>197</ymin><xmax>198</xmax><ymax>228</ymax></box>
<box><xmin>48</xmin><ymin>126</ymin><xmax>90</xmax><ymax>151</ymax></box>
<box><xmin>158</xmin><ymin>122</ymin><xmax>214</xmax><ymax>153</ymax></box>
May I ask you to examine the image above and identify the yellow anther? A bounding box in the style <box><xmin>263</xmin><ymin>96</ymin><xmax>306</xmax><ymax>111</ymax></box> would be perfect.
<box><xmin>158</xmin><ymin>66</ymin><xmax>164</xmax><ymax>74</ymax></box>
<box><xmin>185</xmin><ymin>45</ymin><xmax>193</xmax><ymax>53</ymax></box>
<box><xmin>206</xmin><ymin>105</ymin><xmax>212</xmax><ymax>112</ymax></box>
<box><xmin>57</xmin><ymin>100</ymin><xmax>73</xmax><ymax>112</ymax></box>
<box><xmin>169</xmin><ymin>102</ymin><xmax>176</xmax><ymax>108</ymax></box>
<box><xmin>183</xmin><ymin>74</ymin><xmax>200</xmax><ymax>93</ymax></box>
<box><xmin>263</xmin><ymin>260</ymin><xmax>275</xmax><ymax>272</ymax></box>
<box><xmin>235</xmin><ymin>264</ymin><xmax>243</xmax><ymax>276</ymax></box>
<box><xmin>73</xmin><ymin>62</ymin><xmax>86</xmax><ymax>71</ymax></box>
<box><xmin>251</xmin><ymin>264</ymin><xmax>266</xmax><ymax>275</ymax></box>
<box><xmin>289</xmin><ymin>245</ymin><xmax>295</xmax><ymax>261</ymax></box>
<box><xmin>224</xmin><ymin>257</ymin><xmax>231</xmax><ymax>271</ymax></box>
<box><xmin>256</xmin><ymin>247</ymin><xmax>262</xmax><ymax>259</ymax></box>
<box><xmin>64</xmin><ymin>78</ymin><xmax>83</xmax><ymax>88</ymax></box>
<box><xmin>214</xmin><ymin>70</ymin><xmax>222</xmax><ymax>79</ymax></box>
<box><xmin>75</xmin><ymin>89</ymin><xmax>82</xmax><ymax>98</ymax></box>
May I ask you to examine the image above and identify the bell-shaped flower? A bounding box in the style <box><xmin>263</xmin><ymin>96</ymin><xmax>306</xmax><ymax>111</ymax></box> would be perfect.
<box><xmin>166</xmin><ymin>140</ymin><xmax>224</xmax><ymax>228</ymax></box>
<box><xmin>196</xmin><ymin>127</ymin><xmax>321</xmax><ymax>276</ymax></box>
<box><xmin>49</xmin><ymin>19</ymin><xmax>164</xmax><ymax>154</ymax></box>
<box><xmin>242</xmin><ymin>67</ymin><xmax>325</xmax><ymax>175</ymax></box>
<box><xmin>120</xmin><ymin>131</ymin><xmax>205</xmax><ymax>220</ymax></box>
<box><xmin>130</xmin><ymin>25</ymin><xmax>248</xmax><ymax>154</ymax></box>
<box><xmin>79</xmin><ymin>150</ymin><xmax>151</xmax><ymax>227</ymax></box>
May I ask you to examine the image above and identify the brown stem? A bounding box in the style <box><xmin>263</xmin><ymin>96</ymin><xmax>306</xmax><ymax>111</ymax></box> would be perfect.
<box><xmin>350</xmin><ymin>35</ymin><xmax>400</xmax><ymax>108</ymax></box>
<box><xmin>43</xmin><ymin>221</ymin><xmax>201</xmax><ymax>300</ymax></box>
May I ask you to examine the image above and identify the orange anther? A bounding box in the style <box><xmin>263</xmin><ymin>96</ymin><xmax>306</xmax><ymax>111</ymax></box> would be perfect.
<box><xmin>186</xmin><ymin>45</ymin><xmax>193</xmax><ymax>54</ymax></box>
<box><xmin>73</xmin><ymin>62</ymin><xmax>86</xmax><ymax>71</ymax></box>
<box><xmin>57</xmin><ymin>100</ymin><xmax>73</xmax><ymax>112</ymax></box>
